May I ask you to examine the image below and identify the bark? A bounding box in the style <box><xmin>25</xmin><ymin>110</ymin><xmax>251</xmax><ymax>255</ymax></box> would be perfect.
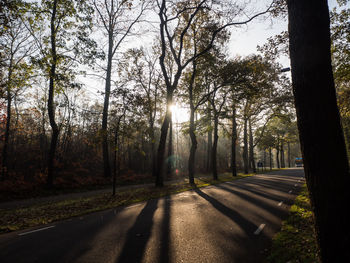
<box><xmin>212</xmin><ymin>115</ymin><xmax>219</xmax><ymax>180</ymax></box>
<box><xmin>206</xmin><ymin>104</ymin><xmax>212</xmax><ymax>172</ymax></box>
<box><xmin>1</xmin><ymin>66</ymin><xmax>13</xmax><ymax>180</ymax></box>
<box><xmin>167</xmin><ymin>116</ymin><xmax>173</xmax><ymax>176</ymax></box>
<box><xmin>287</xmin><ymin>142</ymin><xmax>291</xmax><ymax>168</ymax></box>
<box><xmin>188</xmin><ymin>106</ymin><xmax>197</xmax><ymax>184</ymax></box>
<box><xmin>269</xmin><ymin>147</ymin><xmax>272</xmax><ymax>170</ymax></box>
<box><xmin>287</xmin><ymin>1</ymin><xmax>350</xmax><ymax>261</ymax></box>
<box><xmin>243</xmin><ymin>118</ymin><xmax>249</xmax><ymax>174</ymax></box>
<box><xmin>248</xmin><ymin>118</ymin><xmax>256</xmax><ymax>173</ymax></box>
<box><xmin>101</xmin><ymin>31</ymin><xmax>113</xmax><ymax>178</ymax></box>
<box><xmin>47</xmin><ymin>0</ymin><xmax>59</xmax><ymax>187</ymax></box>
<box><xmin>188</xmin><ymin>60</ymin><xmax>198</xmax><ymax>184</ymax></box>
<box><xmin>280</xmin><ymin>141</ymin><xmax>285</xmax><ymax>168</ymax></box>
<box><xmin>155</xmin><ymin>93</ymin><xmax>173</xmax><ymax>187</ymax></box>
<box><xmin>276</xmin><ymin>140</ymin><xmax>280</xmax><ymax>169</ymax></box>
<box><xmin>231</xmin><ymin>106</ymin><xmax>237</xmax><ymax>177</ymax></box>
<box><xmin>113</xmin><ymin>126</ymin><xmax>118</xmax><ymax>196</ymax></box>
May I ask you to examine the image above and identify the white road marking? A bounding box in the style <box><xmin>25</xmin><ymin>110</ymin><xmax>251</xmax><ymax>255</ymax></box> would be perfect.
<box><xmin>254</xmin><ymin>224</ymin><xmax>266</xmax><ymax>235</ymax></box>
<box><xmin>18</xmin><ymin>225</ymin><xmax>55</xmax><ymax>236</ymax></box>
<box><xmin>278</xmin><ymin>201</ymin><xmax>283</xmax><ymax>206</ymax></box>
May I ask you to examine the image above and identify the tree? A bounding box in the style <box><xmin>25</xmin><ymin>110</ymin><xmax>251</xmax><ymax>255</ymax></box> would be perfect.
<box><xmin>155</xmin><ymin>0</ymin><xmax>274</xmax><ymax>186</ymax></box>
<box><xmin>0</xmin><ymin>1</ymin><xmax>33</xmax><ymax>179</ymax></box>
<box><xmin>331</xmin><ymin>2</ymin><xmax>350</xmax><ymax>157</ymax></box>
<box><xmin>93</xmin><ymin>0</ymin><xmax>149</xmax><ymax>178</ymax></box>
<box><xmin>287</xmin><ymin>0</ymin><xmax>350</xmax><ymax>261</ymax></box>
<box><xmin>29</xmin><ymin>0</ymin><xmax>97</xmax><ymax>186</ymax></box>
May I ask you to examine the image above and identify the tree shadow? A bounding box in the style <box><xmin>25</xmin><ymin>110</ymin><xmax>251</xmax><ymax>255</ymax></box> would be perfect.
<box><xmin>215</xmin><ymin>184</ymin><xmax>288</xmax><ymax>217</ymax></box>
<box><xmin>159</xmin><ymin>196</ymin><xmax>171</xmax><ymax>263</ymax></box>
<box><xmin>193</xmin><ymin>188</ymin><xmax>258</xmax><ymax>236</ymax></box>
<box><xmin>115</xmin><ymin>199</ymin><xmax>159</xmax><ymax>263</ymax></box>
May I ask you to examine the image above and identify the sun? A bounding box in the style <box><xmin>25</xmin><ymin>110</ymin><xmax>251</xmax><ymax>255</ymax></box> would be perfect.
<box><xmin>169</xmin><ymin>104</ymin><xmax>189</xmax><ymax>123</ymax></box>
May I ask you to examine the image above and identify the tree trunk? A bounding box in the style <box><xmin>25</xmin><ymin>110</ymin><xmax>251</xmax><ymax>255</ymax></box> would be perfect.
<box><xmin>154</xmin><ymin>92</ymin><xmax>173</xmax><ymax>187</ymax></box>
<box><xmin>113</xmin><ymin>125</ymin><xmax>118</xmax><ymax>196</ymax></box>
<box><xmin>276</xmin><ymin>143</ymin><xmax>280</xmax><ymax>169</ymax></box>
<box><xmin>287</xmin><ymin>1</ymin><xmax>350</xmax><ymax>261</ymax></box>
<box><xmin>207</xmin><ymin>104</ymin><xmax>212</xmax><ymax>172</ymax></box>
<box><xmin>231</xmin><ymin>106</ymin><xmax>237</xmax><ymax>177</ymax></box>
<box><xmin>1</xmin><ymin>77</ymin><xmax>12</xmax><ymax>180</ymax></box>
<box><xmin>287</xmin><ymin>142</ymin><xmax>291</xmax><ymax>168</ymax></box>
<box><xmin>280</xmin><ymin>141</ymin><xmax>285</xmax><ymax>168</ymax></box>
<box><xmin>212</xmin><ymin>115</ymin><xmax>219</xmax><ymax>180</ymax></box>
<box><xmin>243</xmin><ymin>118</ymin><xmax>249</xmax><ymax>174</ymax></box>
<box><xmin>188</xmin><ymin>105</ymin><xmax>197</xmax><ymax>184</ymax></box>
<box><xmin>47</xmin><ymin>0</ymin><xmax>59</xmax><ymax>187</ymax></box>
<box><xmin>249</xmin><ymin>118</ymin><xmax>256</xmax><ymax>173</ymax></box>
<box><xmin>101</xmin><ymin>32</ymin><xmax>113</xmax><ymax>178</ymax></box>
<box><xmin>167</xmin><ymin>115</ymin><xmax>173</xmax><ymax>176</ymax></box>
<box><xmin>269</xmin><ymin>147</ymin><xmax>272</xmax><ymax>170</ymax></box>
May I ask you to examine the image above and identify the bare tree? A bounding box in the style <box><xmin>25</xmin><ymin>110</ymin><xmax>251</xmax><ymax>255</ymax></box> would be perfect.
<box><xmin>93</xmin><ymin>0</ymin><xmax>149</xmax><ymax>178</ymax></box>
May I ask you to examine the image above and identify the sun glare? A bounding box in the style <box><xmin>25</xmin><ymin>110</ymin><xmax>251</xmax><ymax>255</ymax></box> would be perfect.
<box><xmin>170</xmin><ymin>104</ymin><xmax>189</xmax><ymax>123</ymax></box>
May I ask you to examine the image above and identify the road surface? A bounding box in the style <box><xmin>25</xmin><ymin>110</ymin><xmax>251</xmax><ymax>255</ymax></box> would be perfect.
<box><xmin>0</xmin><ymin>168</ymin><xmax>304</xmax><ymax>263</ymax></box>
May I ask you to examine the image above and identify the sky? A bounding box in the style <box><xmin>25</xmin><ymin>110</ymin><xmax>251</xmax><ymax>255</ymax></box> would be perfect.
<box><xmin>227</xmin><ymin>0</ymin><xmax>341</xmax><ymax>66</ymax></box>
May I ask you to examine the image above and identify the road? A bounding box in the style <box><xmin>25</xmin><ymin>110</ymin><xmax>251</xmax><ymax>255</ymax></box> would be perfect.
<box><xmin>0</xmin><ymin>168</ymin><xmax>305</xmax><ymax>263</ymax></box>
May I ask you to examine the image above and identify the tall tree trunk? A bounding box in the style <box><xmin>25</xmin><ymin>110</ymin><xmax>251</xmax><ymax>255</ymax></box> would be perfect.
<box><xmin>113</xmin><ymin>125</ymin><xmax>118</xmax><ymax>196</ymax></box>
<box><xmin>287</xmin><ymin>1</ymin><xmax>350</xmax><ymax>261</ymax></box>
<box><xmin>155</xmin><ymin>92</ymin><xmax>173</xmax><ymax>187</ymax></box>
<box><xmin>287</xmin><ymin>141</ymin><xmax>291</xmax><ymax>168</ymax></box>
<box><xmin>243</xmin><ymin>118</ymin><xmax>249</xmax><ymax>174</ymax></box>
<box><xmin>1</xmin><ymin>73</ymin><xmax>12</xmax><ymax>180</ymax></box>
<box><xmin>102</xmin><ymin>32</ymin><xmax>113</xmax><ymax>178</ymax></box>
<box><xmin>206</xmin><ymin>104</ymin><xmax>212</xmax><ymax>172</ymax></box>
<box><xmin>167</xmin><ymin>115</ymin><xmax>173</xmax><ymax>176</ymax></box>
<box><xmin>47</xmin><ymin>0</ymin><xmax>59</xmax><ymax>187</ymax></box>
<box><xmin>231</xmin><ymin>106</ymin><xmax>237</xmax><ymax>177</ymax></box>
<box><xmin>212</xmin><ymin>115</ymin><xmax>219</xmax><ymax>180</ymax></box>
<box><xmin>249</xmin><ymin>118</ymin><xmax>256</xmax><ymax>173</ymax></box>
<box><xmin>276</xmin><ymin>142</ymin><xmax>280</xmax><ymax>169</ymax></box>
<box><xmin>188</xmin><ymin>105</ymin><xmax>197</xmax><ymax>184</ymax></box>
<box><xmin>269</xmin><ymin>147</ymin><xmax>272</xmax><ymax>170</ymax></box>
<box><xmin>280</xmin><ymin>141</ymin><xmax>285</xmax><ymax>168</ymax></box>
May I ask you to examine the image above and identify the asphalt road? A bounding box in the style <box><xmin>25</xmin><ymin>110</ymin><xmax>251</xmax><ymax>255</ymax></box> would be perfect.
<box><xmin>0</xmin><ymin>168</ymin><xmax>305</xmax><ymax>263</ymax></box>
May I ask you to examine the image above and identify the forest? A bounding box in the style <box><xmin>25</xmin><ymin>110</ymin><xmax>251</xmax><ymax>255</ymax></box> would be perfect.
<box><xmin>0</xmin><ymin>0</ymin><xmax>349</xmax><ymax>197</ymax></box>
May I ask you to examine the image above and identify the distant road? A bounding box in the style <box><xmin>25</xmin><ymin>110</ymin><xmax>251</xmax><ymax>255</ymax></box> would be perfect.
<box><xmin>0</xmin><ymin>168</ymin><xmax>304</xmax><ymax>263</ymax></box>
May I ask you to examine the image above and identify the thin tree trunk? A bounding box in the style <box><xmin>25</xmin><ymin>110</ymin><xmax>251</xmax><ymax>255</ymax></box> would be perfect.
<box><xmin>287</xmin><ymin>142</ymin><xmax>291</xmax><ymax>168</ymax></box>
<box><xmin>167</xmin><ymin>116</ymin><xmax>173</xmax><ymax>176</ymax></box>
<box><xmin>269</xmin><ymin>147</ymin><xmax>272</xmax><ymax>170</ymax></box>
<box><xmin>1</xmin><ymin>78</ymin><xmax>12</xmax><ymax>180</ymax></box>
<box><xmin>113</xmin><ymin>125</ymin><xmax>118</xmax><ymax>196</ymax></box>
<box><xmin>280</xmin><ymin>141</ymin><xmax>285</xmax><ymax>168</ymax></box>
<box><xmin>249</xmin><ymin>118</ymin><xmax>256</xmax><ymax>173</ymax></box>
<box><xmin>287</xmin><ymin>1</ymin><xmax>350</xmax><ymax>261</ymax></box>
<box><xmin>212</xmin><ymin>115</ymin><xmax>219</xmax><ymax>180</ymax></box>
<box><xmin>47</xmin><ymin>0</ymin><xmax>59</xmax><ymax>187</ymax></box>
<box><xmin>231</xmin><ymin>106</ymin><xmax>237</xmax><ymax>177</ymax></box>
<box><xmin>243</xmin><ymin>118</ymin><xmax>249</xmax><ymax>174</ymax></box>
<box><xmin>207</xmin><ymin>104</ymin><xmax>212</xmax><ymax>172</ymax></box>
<box><xmin>188</xmin><ymin>106</ymin><xmax>197</xmax><ymax>184</ymax></box>
<box><xmin>276</xmin><ymin>142</ymin><xmax>280</xmax><ymax>169</ymax></box>
<box><xmin>102</xmin><ymin>32</ymin><xmax>113</xmax><ymax>178</ymax></box>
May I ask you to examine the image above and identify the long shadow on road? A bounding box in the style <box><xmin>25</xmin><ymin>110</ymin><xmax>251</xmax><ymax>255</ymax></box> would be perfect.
<box><xmin>194</xmin><ymin>188</ymin><xmax>258</xmax><ymax>236</ymax></box>
<box><xmin>115</xmin><ymin>199</ymin><xmax>159</xmax><ymax>263</ymax></box>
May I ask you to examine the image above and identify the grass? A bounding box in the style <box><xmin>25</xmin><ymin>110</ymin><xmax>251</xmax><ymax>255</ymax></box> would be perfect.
<box><xmin>266</xmin><ymin>184</ymin><xmax>320</xmax><ymax>263</ymax></box>
<box><xmin>0</xmin><ymin>172</ymin><xmax>255</xmax><ymax>234</ymax></box>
